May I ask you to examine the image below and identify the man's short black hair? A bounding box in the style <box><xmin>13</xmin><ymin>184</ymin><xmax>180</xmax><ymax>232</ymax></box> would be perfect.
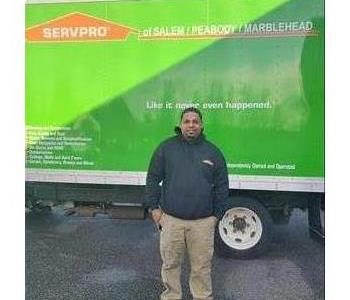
<box><xmin>175</xmin><ymin>106</ymin><xmax>204</xmax><ymax>135</ymax></box>
<box><xmin>180</xmin><ymin>107</ymin><xmax>202</xmax><ymax>121</ymax></box>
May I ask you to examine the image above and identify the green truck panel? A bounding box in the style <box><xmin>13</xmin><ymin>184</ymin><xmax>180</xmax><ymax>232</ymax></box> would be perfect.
<box><xmin>25</xmin><ymin>0</ymin><xmax>324</xmax><ymax>182</ymax></box>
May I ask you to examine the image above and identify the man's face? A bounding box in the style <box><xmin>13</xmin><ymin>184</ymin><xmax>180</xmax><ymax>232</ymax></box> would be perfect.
<box><xmin>180</xmin><ymin>112</ymin><xmax>203</xmax><ymax>140</ymax></box>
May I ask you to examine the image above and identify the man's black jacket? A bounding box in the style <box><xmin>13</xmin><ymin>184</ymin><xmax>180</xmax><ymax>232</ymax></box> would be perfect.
<box><xmin>144</xmin><ymin>134</ymin><xmax>229</xmax><ymax>220</ymax></box>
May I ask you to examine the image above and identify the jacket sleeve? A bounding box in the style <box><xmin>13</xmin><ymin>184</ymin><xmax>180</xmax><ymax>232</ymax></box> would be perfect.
<box><xmin>213</xmin><ymin>150</ymin><xmax>229</xmax><ymax>219</ymax></box>
<box><xmin>144</xmin><ymin>144</ymin><xmax>165</xmax><ymax>210</ymax></box>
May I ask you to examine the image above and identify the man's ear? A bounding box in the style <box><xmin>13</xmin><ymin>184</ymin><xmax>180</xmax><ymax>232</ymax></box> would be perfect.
<box><xmin>174</xmin><ymin>126</ymin><xmax>182</xmax><ymax>134</ymax></box>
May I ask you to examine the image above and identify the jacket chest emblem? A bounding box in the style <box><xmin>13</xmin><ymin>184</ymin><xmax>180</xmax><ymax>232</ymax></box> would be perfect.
<box><xmin>202</xmin><ymin>159</ymin><xmax>214</xmax><ymax>166</ymax></box>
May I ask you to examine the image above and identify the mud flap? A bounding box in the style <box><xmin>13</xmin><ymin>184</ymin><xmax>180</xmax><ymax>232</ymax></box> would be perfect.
<box><xmin>308</xmin><ymin>196</ymin><xmax>325</xmax><ymax>243</ymax></box>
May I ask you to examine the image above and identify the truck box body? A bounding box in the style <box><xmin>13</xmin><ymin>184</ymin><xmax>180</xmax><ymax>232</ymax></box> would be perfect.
<box><xmin>25</xmin><ymin>0</ymin><xmax>324</xmax><ymax>193</ymax></box>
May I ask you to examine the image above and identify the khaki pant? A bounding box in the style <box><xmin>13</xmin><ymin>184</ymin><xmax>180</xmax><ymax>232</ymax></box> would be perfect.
<box><xmin>159</xmin><ymin>213</ymin><xmax>216</xmax><ymax>300</ymax></box>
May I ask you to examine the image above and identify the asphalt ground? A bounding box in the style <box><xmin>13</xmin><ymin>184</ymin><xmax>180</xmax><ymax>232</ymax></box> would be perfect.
<box><xmin>26</xmin><ymin>208</ymin><xmax>324</xmax><ymax>300</ymax></box>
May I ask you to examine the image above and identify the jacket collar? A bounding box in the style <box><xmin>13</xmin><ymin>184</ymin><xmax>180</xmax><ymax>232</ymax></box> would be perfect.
<box><xmin>178</xmin><ymin>133</ymin><xmax>205</xmax><ymax>145</ymax></box>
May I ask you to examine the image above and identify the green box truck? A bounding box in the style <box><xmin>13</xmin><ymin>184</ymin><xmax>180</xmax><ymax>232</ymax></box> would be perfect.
<box><xmin>25</xmin><ymin>0</ymin><xmax>324</xmax><ymax>258</ymax></box>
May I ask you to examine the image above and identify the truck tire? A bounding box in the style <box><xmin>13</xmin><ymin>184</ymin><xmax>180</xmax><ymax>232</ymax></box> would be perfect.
<box><xmin>215</xmin><ymin>197</ymin><xmax>273</xmax><ymax>259</ymax></box>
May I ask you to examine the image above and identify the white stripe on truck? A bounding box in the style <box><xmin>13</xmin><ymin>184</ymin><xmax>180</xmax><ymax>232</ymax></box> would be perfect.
<box><xmin>26</xmin><ymin>169</ymin><xmax>324</xmax><ymax>193</ymax></box>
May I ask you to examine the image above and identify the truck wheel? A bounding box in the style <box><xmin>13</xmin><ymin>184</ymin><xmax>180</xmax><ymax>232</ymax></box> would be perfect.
<box><xmin>215</xmin><ymin>197</ymin><xmax>273</xmax><ymax>259</ymax></box>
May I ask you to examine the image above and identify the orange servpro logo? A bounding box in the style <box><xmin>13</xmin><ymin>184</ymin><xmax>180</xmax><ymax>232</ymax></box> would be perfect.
<box><xmin>25</xmin><ymin>12</ymin><xmax>136</xmax><ymax>42</ymax></box>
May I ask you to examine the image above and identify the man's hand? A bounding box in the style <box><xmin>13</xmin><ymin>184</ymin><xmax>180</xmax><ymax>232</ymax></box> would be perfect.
<box><xmin>151</xmin><ymin>209</ymin><xmax>163</xmax><ymax>226</ymax></box>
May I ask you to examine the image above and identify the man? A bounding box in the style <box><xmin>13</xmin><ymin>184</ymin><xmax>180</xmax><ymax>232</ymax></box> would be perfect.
<box><xmin>144</xmin><ymin>107</ymin><xmax>229</xmax><ymax>300</ymax></box>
